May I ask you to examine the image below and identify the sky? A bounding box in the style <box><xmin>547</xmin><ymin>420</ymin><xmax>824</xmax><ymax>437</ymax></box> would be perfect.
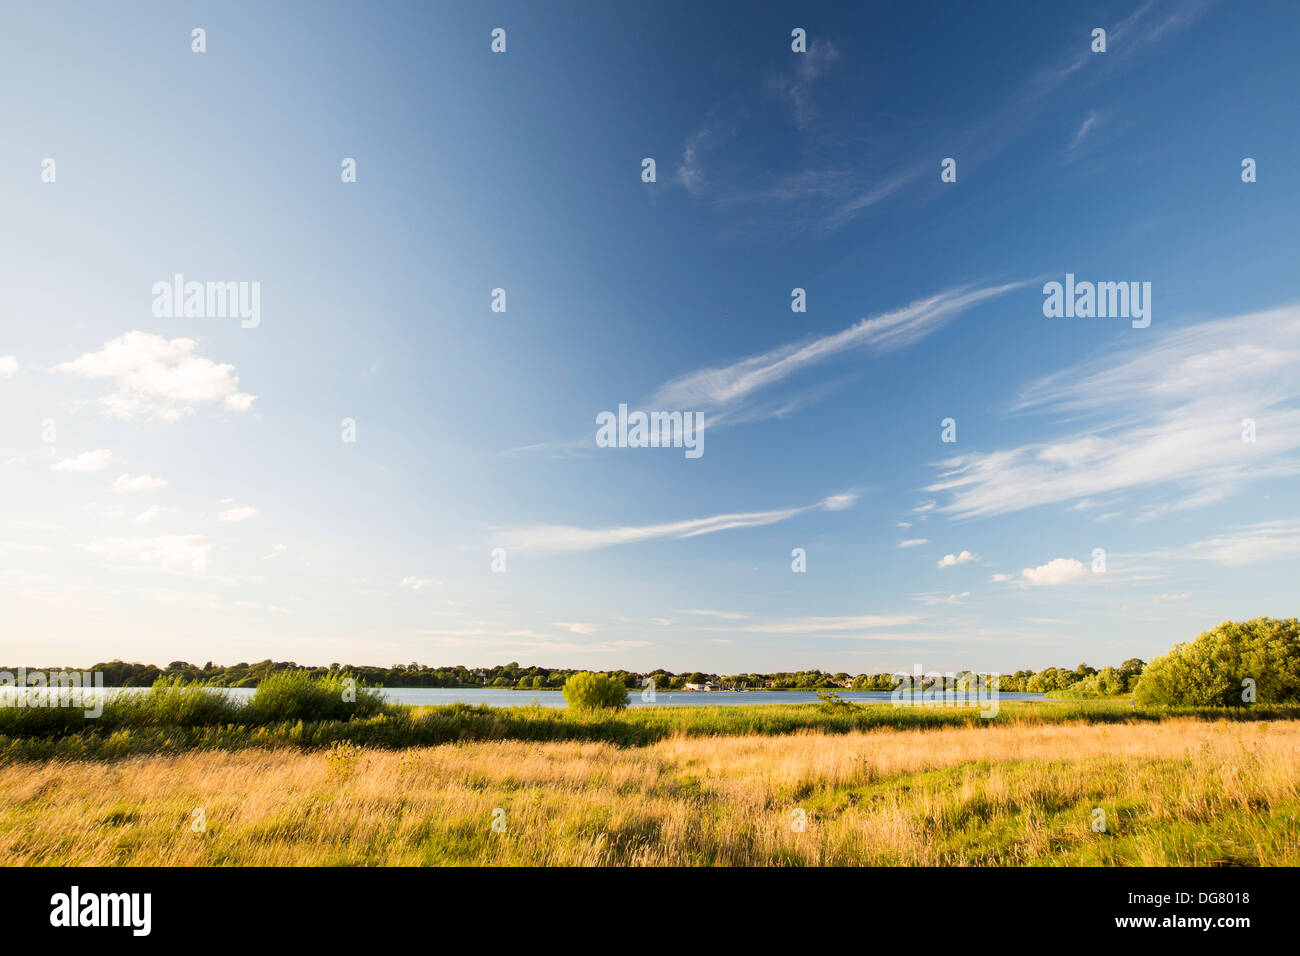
<box><xmin>2</xmin><ymin>0</ymin><xmax>1298</xmax><ymax>675</ymax></box>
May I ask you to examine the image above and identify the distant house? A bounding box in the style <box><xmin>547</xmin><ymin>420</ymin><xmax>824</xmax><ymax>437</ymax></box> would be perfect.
<box><xmin>683</xmin><ymin>682</ymin><xmax>706</xmax><ymax>692</ymax></box>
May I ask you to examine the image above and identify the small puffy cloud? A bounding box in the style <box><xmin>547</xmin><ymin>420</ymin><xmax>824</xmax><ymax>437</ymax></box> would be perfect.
<box><xmin>554</xmin><ymin>621</ymin><xmax>597</xmax><ymax>635</ymax></box>
<box><xmin>898</xmin><ymin>538</ymin><xmax>928</xmax><ymax>548</ymax></box>
<box><xmin>1020</xmin><ymin>558</ymin><xmax>1087</xmax><ymax>586</ymax></box>
<box><xmin>113</xmin><ymin>474</ymin><xmax>167</xmax><ymax>493</ymax></box>
<box><xmin>1155</xmin><ymin>592</ymin><xmax>1191</xmax><ymax>603</ymax></box>
<box><xmin>0</xmin><ymin>355</ymin><xmax>17</xmax><ymax>377</ymax></box>
<box><xmin>400</xmin><ymin>575</ymin><xmax>435</xmax><ymax>591</ymax></box>
<box><xmin>51</xmin><ymin>450</ymin><xmax>112</xmax><ymax>473</ymax></box>
<box><xmin>86</xmin><ymin>534</ymin><xmax>210</xmax><ymax>572</ymax></box>
<box><xmin>937</xmin><ymin>550</ymin><xmax>978</xmax><ymax>568</ymax></box>
<box><xmin>54</xmin><ymin>331</ymin><xmax>256</xmax><ymax>422</ymax></box>
<box><xmin>217</xmin><ymin>505</ymin><xmax>258</xmax><ymax>523</ymax></box>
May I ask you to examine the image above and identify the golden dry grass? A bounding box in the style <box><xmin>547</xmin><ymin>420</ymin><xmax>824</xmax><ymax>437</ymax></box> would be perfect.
<box><xmin>2</xmin><ymin>718</ymin><xmax>1296</xmax><ymax>865</ymax></box>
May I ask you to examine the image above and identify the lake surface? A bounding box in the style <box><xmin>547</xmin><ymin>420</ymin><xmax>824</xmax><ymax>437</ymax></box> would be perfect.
<box><xmin>56</xmin><ymin>687</ymin><xmax>1046</xmax><ymax>709</ymax></box>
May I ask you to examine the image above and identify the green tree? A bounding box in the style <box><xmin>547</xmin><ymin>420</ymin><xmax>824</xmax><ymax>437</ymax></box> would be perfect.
<box><xmin>561</xmin><ymin>672</ymin><xmax>629</xmax><ymax>711</ymax></box>
<box><xmin>1135</xmin><ymin>618</ymin><xmax>1299</xmax><ymax>706</ymax></box>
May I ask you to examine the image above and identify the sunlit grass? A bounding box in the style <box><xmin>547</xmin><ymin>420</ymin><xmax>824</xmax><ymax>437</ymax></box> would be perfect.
<box><xmin>2</xmin><ymin>717</ymin><xmax>1296</xmax><ymax>866</ymax></box>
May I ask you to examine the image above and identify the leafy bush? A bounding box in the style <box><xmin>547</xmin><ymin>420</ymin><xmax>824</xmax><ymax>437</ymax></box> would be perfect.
<box><xmin>246</xmin><ymin>671</ymin><xmax>387</xmax><ymax>722</ymax></box>
<box><xmin>562</xmin><ymin>672</ymin><xmax>629</xmax><ymax>711</ymax></box>
<box><xmin>1135</xmin><ymin>618</ymin><xmax>1300</xmax><ymax>706</ymax></box>
<box><xmin>815</xmin><ymin>689</ymin><xmax>857</xmax><ymax>713</ymax></box>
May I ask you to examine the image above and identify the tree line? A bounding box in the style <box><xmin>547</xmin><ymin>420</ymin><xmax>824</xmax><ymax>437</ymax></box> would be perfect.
<box><xmin>9</xmin><ymin>618</ymin><xmax>1295</xmax><ymax>705</ymax></box>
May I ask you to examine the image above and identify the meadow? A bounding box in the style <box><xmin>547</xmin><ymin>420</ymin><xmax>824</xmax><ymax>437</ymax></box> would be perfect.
<box><xmin>2</xmin><ymin>715</ymin><xmax>1296</xmax><ymax>866</ymax></box>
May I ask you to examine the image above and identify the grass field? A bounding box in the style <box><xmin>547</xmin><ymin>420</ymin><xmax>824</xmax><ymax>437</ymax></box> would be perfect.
<box><xmin>2</xmin><ymin>711</ymin><xmax>1296</xmax><ymax>865</ymax></box>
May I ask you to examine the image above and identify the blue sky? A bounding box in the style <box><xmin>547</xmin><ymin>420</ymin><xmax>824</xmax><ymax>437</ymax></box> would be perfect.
<box><xmin>2</xmin><ymin>0</ymin><xmax>1298</xmax><ymax>674</ymax></box>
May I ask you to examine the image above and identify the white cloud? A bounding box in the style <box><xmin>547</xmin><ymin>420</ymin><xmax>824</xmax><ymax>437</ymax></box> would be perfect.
<box><xmin>217</xmin><ymin>505</ymin><xmax>258</xmax><ymax>523</ymax></box>
<box><xmin>675</xmin><ymin>127</ymin><xmax>714</xmax><ymax>195</ymax></box>
<box><xmin>697</xmin><ymin>614</ymin><xmax>919</xmax><ymax>635</ymax></box>
<box><xmin>494</xmin><ymin>492</ymin><xmax>856</xmax><ymax>556</ymax></box>
<box><xmin>54</xmin><ymin>331</ymin><xmax>256</xmax><ymax>422</ymax></box>
<box><xmin>0</xmin><ymin>355</ymin><xmax>17</xmax><ymax>377</ymax></box>
<box><xmin>400</xmin><ymin>576</ymin><xmax>436</xmax><ymax>591</ymax></box>
<box><xmin>50</xmin><ymin>450</ymin><xmax>112</xmax><ymax>473</ymax></box>
<box><xmin>649</xmin><ymin>283</ymin><xmax>1025</xmax><ymax>430</ymax></box>
<box><xmin>1019</xmin><ymin>558</ymin><xmax>1087</xmax><ymax>586</ymax></box>
<box><xmin>937</xmin><ymin>550</ymin><xmax>977</xmax><ymax>568</ymax></box>
<box><xmin>553</xmin><ymin>621</ymin><xmax>597</xmax><ymax>635</ymax></box>
<box><xmin>85</xmin><ymin>534</ymin><xmax>210</xmax><ymax>572</ymax></box>
<box><xmin>112</xmin><ymin>474</ymin><xmax>167</xmax><ymax>493</ymax></box>
<box><xmin>928</xmin><ymin>304</ymin><xmax>1300</xmax><ymax>519</ymax></box>
<box><xmin>1068</xmin><ymin>109</ymin><xmax>1102</xmax><ymax>153</ymax></box>
<box><xmin>768</xmin><ymin>38</ymin><xmax>840</xmax><ymax>128</ymax></box>
<box><xmin>1180</xmin><ymin>520</ymin><xmax>1300</xmax><ymax>566</ymax></box>
<box><xmin>134</xmin><ymin>505</ymin><xmax>175</xmax><ymax>524</ymax></box>
<box><xmin>898</xmin><ymin>538</ymin><xmax>928</xmax><ymax>548</ymax></box>
<box><xmin>677</xmin><ymin>609</ymin><xmax>751</xmax><ymax>620</ymax></box>
<box><xmin>913</xmin><ymin>591</ymin><xmax>970</xmax><ymax>606</ymax></box>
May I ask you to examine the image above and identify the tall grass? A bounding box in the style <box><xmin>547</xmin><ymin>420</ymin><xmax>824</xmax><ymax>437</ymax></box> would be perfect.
<box><xmin>2</xmin><ymin>718</ymin><xmax>1295</xmax><ymax>865</ymax></box>
<box><xmin>2</xmin><ymin>696</ymin><xmax>1297</xmax><ymax>762</ymax></box>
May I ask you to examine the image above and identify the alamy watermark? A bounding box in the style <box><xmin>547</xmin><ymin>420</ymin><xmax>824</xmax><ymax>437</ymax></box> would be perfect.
<box><xmin>596</xmin><ymin>403</ymin><xmax>704</xmax><ymax>459</ymax></box>
<box><xmin>152</xmin><ymin>274</ymin><xmax>261</xmax><ymax>328</ymax></box>
<box><xmin>891</xmin><ymin>666</ymin><xmax>1000</xmax><ymax>718</ymax></box>
<box><xmin>0</xmin><ymin>668</ymin><xmax>105</xmax><ymax>717</ymax></box>
<box><xmin>1042</xmin><ymin>273</ymin><xmax>1150</xmax><ymax>328</ymax></box>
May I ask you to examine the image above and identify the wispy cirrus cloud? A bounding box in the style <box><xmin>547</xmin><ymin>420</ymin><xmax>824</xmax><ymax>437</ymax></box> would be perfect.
<box><xmin>767</xmin><ymin>38</ymin><xmax>840</xmax><ymax>128</ymax></box>
<box><xmin>493</xmin><ymin>492</ymin><xmax>856</xmax><ymax>556</ymax></box>
<box><xmin>651</xmin><ymin>282</ymin><xmax>1027</xmax><ymax>429</ymax></box>
<box><xmin>694</xmin><ymin>613</ymin><xmax>919</xmax><ymax>635</ymax></box>
<box><xmin>927</xmin><ymin>304</ymin><xmax>1300</xmax><ymax>519</ymax></box>
<box><xmin>504</xmin><ymin>281</ymin><xmax>1025</xmax><ymax>458</ymax></box>
<box><xmin>676</xmin><ymin>608</ymin><xmax>751</xmax><ymax>620</ymax></box>
<box><xmin>1177</xmin><ymin>520</ymin><xmax>1300</xmax><ymax>566</ymax></box>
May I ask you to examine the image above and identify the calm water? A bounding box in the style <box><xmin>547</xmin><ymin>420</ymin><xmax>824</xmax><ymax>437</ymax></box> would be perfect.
<box><xmin>58</xmin><ymin>687</ymin><xmax>1046</xmax><ymax>708</ymax></box>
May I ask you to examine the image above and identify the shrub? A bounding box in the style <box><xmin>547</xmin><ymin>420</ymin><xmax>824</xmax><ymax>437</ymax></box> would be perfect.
<box><xmin>1135</xmin><ymin>618</ymin><xmax>1300</xmax><ymax>706</ymax></box>
<box><xmin>246</xmin><ymin>671</ymin><xmax>387</xmax><ymax>723</ymax></box>
<box><xmin>562</xmin><ymin>672</ymin><xmax>629</xmax><ymax>711</ymax></box>
<box><xmin>815</xmin><ymin>689</ymin><xmax>856</xmax><ymax>713</ymax></box>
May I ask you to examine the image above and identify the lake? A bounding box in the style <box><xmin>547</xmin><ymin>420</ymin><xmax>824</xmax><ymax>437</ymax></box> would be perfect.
<box><xmin>54</xmin><ymin>687</ymin><xmax>1047</xmax><ymax>708</ymax></box>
